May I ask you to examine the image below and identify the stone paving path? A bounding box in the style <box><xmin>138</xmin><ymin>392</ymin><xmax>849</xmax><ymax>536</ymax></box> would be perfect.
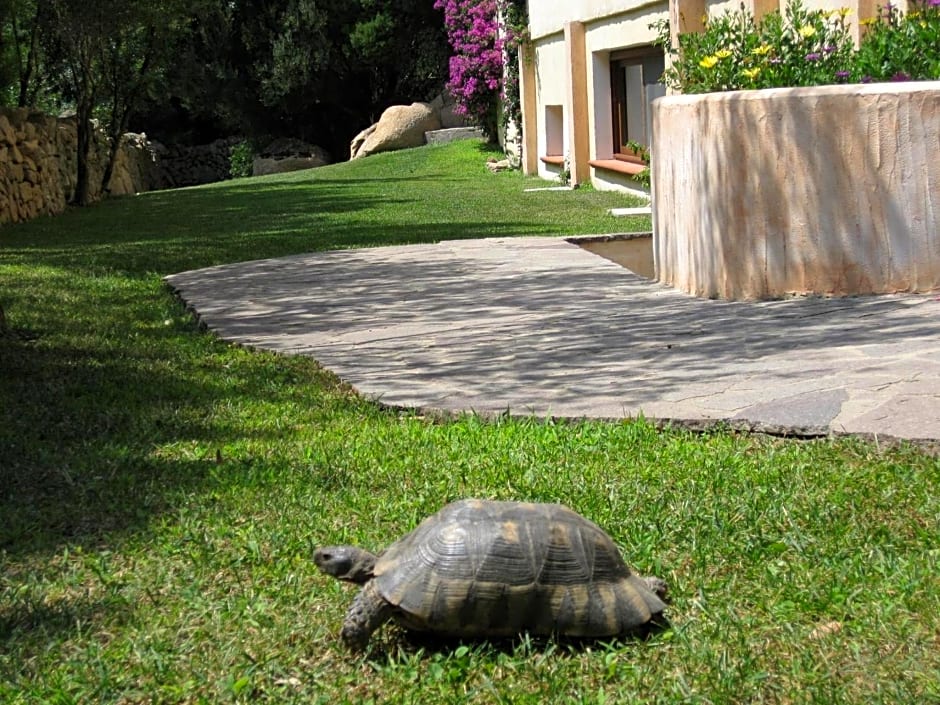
<box><xmin>166</xmin><ymin>237</ymin><xmax>940</xmax><ymax>445</ymax></box>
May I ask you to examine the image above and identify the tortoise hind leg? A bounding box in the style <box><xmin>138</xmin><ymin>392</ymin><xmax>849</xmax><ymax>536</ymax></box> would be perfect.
<box><xmin>341</xmin><ymin>580</ymin><xmax>394</xmax><ymax>651</ymax></box>
<box><xmin>641</xmin><ymin>575</ymin><xmax>668</xmax><ymax>601</ymax></box>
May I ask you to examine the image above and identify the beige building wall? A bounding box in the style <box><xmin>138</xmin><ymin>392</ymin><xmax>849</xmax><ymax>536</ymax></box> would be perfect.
<box><xmin>527</xmin><ymin>1</ymin><xmax>668</xmax><ymax>190</ymax></box>
<box><xmin>523</xmin><ymin>0</ymin><xmax>907</xmax><ymax>192</ymax></box>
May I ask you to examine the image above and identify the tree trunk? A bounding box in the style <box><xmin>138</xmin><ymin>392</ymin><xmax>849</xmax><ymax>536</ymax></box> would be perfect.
<box><xmin>100</xmin><ymin>27</ymin><xmax>156</xmax><ymax>197</ymax></box>
<box><xmin>100</xmin><ymin>130</ymin><xmax>121</xmax><ymax>197</ymax></box>
<box><xmin>74</xmin><ymin>102</ymin><xmax>95</xmax><ymax>206</ymax></box>
<box><xmin>17</xmin><ymin>7</ymin><xmax>42</xmax><ymax>107</ymax></box>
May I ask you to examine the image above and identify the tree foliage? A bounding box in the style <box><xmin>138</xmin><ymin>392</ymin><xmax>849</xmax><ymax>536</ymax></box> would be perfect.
<box><xmin>0</xmin><ymin>0</ymin><xmax>45</xmax><ymax>107</ymax></box>
<box><xmin>135</xmin><ymin>0</ymin><xmax>449</xmax><ymax>158</ymax></box>
<box><xmin>0</xmin><ymin>0</ymin><xmax>450</xmax><ymax>203</ymax></box>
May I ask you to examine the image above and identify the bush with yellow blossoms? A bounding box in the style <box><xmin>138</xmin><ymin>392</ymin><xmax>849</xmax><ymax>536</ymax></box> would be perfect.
<box><xmin>853</xmin><ymin>0</ymin><xmax>940</xmax><ymax>82</ymax></box>
<box><xmin>653</xmin><ymin>0</ymin><xmax>865</xmax><ymax>92</ymax></box>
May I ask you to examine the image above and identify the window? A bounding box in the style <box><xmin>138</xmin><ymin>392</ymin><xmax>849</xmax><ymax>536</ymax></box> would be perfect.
<box><xmin>610</xmin><ymin>49</ymin><xmax>666</xmax><ymax>163</ymax></box>
<box><xmin>541</xmin><ymin>105</ymin><xmax>565</xmax><ymax>165</ymax></box>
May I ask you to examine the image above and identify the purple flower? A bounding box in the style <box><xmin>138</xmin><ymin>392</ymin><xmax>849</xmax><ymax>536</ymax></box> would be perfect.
<box><xmin>861</xmin><ymin>75</ymin><xmax>873</xmax><ymax>83</ymax></box>
<box><xmin>835</xmin><ymin>70</ymin><xmax>850</xmax><ymax>82</ymax></box>
<box><xmin>823</xmin><ymin>45</ymin><xmax>837</xmax><ymax>54</ymax></box>
<box><xmin>891</xmin><ymin>71</ymin><xmax>911</xmax><ymax>81</ymax></box>
<box><xmin>805</xmin><ymin>52</ymin><xmax>821</xmax><ymax>61</ymax></box>
<box><xmin>930</xmin><ymin>0</ymin><xmax>940</xmax><ymax>7</ymax></box>
<box><xmin>435</xmin><ymin>0</ymin><xmax>504</xmax><ymax>126</ymax></box>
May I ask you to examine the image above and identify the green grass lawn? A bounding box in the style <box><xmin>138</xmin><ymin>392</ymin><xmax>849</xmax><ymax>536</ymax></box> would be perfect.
<box><xmin>1</xmin><ymin>140</ymin><xmax>937</xmax><ymax>704</ymax></box>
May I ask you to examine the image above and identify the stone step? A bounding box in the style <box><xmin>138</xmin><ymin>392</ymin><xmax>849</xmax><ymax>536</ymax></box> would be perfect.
<box><xmin>424</xmin><ymin>127</ymin><xmax>485</xmax><ymax>145</ymax></box>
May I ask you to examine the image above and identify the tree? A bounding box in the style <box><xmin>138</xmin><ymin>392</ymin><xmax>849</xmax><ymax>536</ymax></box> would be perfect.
<box><xmin>133</xmin><ymin>0</ymin><xmax>449</xmax><ymax>159</ymax></box>
<box><xmin>0</xmin><ymin>0</ymin><xmax>43</xmax><ymax>107</ymax></box>
<box><xmin>41</xmin><ymin>0</ymin><xmax>205</xmax><ymax>204</ymax></box>
<box><xmin>5</xmin><ymin>0</ymin><xmax>450</xmax><ymax>194</ymax></box>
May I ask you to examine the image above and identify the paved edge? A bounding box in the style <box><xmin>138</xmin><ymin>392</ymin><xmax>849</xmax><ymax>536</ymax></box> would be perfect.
<box><xmin>163</xmin><ymin>237</ymin><xmax>940</xmax><ymax>456</ymax></box>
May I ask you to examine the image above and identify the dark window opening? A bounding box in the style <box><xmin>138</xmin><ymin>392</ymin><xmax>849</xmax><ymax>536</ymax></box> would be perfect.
<box><xmin>610</xmin><ymin>49</ymin><xmax>666</xmax><ymax>163</ymax></box>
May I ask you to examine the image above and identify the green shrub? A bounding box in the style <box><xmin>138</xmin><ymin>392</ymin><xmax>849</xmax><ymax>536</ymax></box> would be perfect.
<box><xmin>626</xmin><ymin>141</ymin><xmax>651</xmax><ymax>189</ymax></box>
<box><xmin>228</xmin><ymin>140</ymin><xmax>254</xmax><ymax>179</ymax></box>
<box><xmin>854</xmin><ymin>0</ymin><xmax>940</xmax><ymax>82</ymax></box>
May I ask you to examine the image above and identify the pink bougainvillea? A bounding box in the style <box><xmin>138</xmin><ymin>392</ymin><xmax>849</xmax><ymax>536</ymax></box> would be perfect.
<box><xmin>434</xmin><ymin>0</ymin><xmax>504</xmax><ymax>139</ymax></box>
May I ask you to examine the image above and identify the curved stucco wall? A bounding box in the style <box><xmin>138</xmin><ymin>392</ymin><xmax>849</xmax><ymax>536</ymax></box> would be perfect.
<box><xmin>651</xmin><ymin>82</ymin><xmax>940</xmax><ymax>299</ymax></box>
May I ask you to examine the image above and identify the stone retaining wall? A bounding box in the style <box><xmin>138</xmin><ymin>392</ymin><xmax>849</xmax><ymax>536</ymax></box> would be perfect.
<box><xmin>0</xmin><ymin>107</ymin><xmax>242</xmax><ymax>226</ymax></box>
<box><xmin>0</xmin><ymin>107</ymin><xmax>163</xmax><ymax>225</ymax></box>
<box><xmin>651</xmin><ymin>82</ymin><xmax>940</xmax><ymax>299</ymax></box>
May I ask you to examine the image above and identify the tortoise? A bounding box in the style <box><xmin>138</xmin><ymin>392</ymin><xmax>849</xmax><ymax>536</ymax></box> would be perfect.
<box><xmin>314</xmin><ymin>499</ymin><xmax>667</xmax><ymax>650</ymax></box>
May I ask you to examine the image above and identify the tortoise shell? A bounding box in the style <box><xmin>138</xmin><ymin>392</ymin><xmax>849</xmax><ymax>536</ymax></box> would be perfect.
<box><xmin>372</xmin><ymin>499</ymin><xmax>665</xmax><ymax>638</ymax></box>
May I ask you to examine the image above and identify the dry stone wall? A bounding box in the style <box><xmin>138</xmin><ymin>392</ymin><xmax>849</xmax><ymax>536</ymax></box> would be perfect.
<box><xmin>0</xmin><ymin>108</ymin><xmax>244</xmax><ymax>226</ymax></box>
<box><xmin>155</xmin><ymin>137</ymin><xmax>244</xmax><ymax>188</ymax></box>
<box><xmin>0</xmin><ymin>107</ymin><xmax>165</xmax><ymax>225</ymax></box>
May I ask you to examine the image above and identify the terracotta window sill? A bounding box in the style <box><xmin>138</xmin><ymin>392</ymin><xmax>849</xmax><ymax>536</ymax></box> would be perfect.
<box><xmin>589</xmin><ymin>159</ymin><xmax>646</xmax><ymax>176</ymax></box>
<box><xmin>540</xmin><ymin>155</ymin><xmax>565</xmax><ymax>166</ymax></box>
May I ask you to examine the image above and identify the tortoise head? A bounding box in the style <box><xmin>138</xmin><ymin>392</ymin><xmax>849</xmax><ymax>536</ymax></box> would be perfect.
<box><xmin>314</xmin><ymin>545</ymin><xmax>377</xmax><ymax>584</ymax></box>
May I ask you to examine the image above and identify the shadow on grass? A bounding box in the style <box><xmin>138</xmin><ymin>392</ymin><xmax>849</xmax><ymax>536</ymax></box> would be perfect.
<box><xmin>0</xmin><ymin>314</ymin><xmax>349</xmax><ymax>558</ymax></box>
<box><xmin>360</xmin><ymin>615</ymin><xmax>672</xmax><ymax>661</ymax></box>
<box><xmin>0</xmin><ymin>158</ymin><xmax>556</xmax><ymax>561</ymax></box>
<box><xmin>0</xmin><ymin>177</ymin><xmax>558</xmax><ymax>277</ymax></box>
<box><xmin>0</xmin><ymin>337</ymin><xmax>199</xmax><ymax>550</ymax></box>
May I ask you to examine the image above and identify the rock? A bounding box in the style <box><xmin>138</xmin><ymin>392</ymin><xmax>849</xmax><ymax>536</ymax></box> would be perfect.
<box><xmin>349</xmin><ymin>124</ymin><xmax>377</xmax><ymax>160</ymax></box>
<box><xmin>0</xmin><ymin>107</ymin><xmax>168</xmax><ymax>224</ymax></box>
<box><xmin>252</xmin><ymin>156</ymin><xmax>324</xmax><ymax>176</ymax></box>
<box><xmin>430</xmin><ymin>91</ymin><xmax>471</xmax><ymax>129</ymax></box>
<box><xmin>352</xmin><ymin>102</ymin><xmax>441</xmax><ymax>160</ymax></box>
<box><xmin>1</xmin><ymin>107</ymin><xmax>332</xmax><ymax>225</ymax></box>
<box><xmin>425</xmin><ymin>126</ymin><xmax>485</xmax><ymax>145</ymax></box>
<box><xmin>486</xmin><ymin>158</ymin><xmax>512</xmax><ymax>173</ymax></box>
<box><xmin>0</xmin><ymin>114</ymin><xmax>15</xmax><ymax>145</ymax></box>
<box><xmin>258</xmin><ymin>137</ymin><xmax>329</xmax><ymax>161</ymax></box>
<box><xmin>253</xmin><ymin>138</ymin><xmax>330</xmax><ymax>176</ymax></box>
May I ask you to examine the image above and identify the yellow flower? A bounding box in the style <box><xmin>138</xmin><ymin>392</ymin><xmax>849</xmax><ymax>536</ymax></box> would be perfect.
<box><xmin>798</xmin><ymin>24</ymin><xmax>817</xmax><ymax>38</ymax></box>
<box><xmin>837</xmin><ymin>7</ymin><xmax>852</xmax><ymax>18</ymax></box>
<box><xmin>715</xmin><ymin>49</ymin><xmax>733</xmax><ymax>59</ymax></box>
<box><xmin>752</xmin><ymin>44</ymin><xmax>772</xmax><ymax>56</ymax></box>
<box><xmin>742</xmin><ymin>67</ymin><xmax>761</xmax><ymax>79</ymax></box>
<box><xmin>699</xmin><ymin>55</ymin><xmax>719</xmax><ymax>68</ymax></box>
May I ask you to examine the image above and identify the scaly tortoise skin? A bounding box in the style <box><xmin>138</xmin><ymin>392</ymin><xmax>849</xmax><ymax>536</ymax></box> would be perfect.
<box><xmin>314</xmin><ymin>499</ymin><xmax>667</xmax><ymax>650</ymax></box>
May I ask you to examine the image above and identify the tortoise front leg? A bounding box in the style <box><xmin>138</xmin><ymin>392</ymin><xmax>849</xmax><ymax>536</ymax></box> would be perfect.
<box><xmin>341</xmin><ymin>580</ymin><xmax>394</xmax><ymax>651</ymax></box>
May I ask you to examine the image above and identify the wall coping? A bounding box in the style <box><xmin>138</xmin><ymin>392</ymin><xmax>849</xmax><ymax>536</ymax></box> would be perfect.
<box><xmin>654</xmin><ymin>79</ymin><xmax>940</xmax><ymax>106</ymax></box>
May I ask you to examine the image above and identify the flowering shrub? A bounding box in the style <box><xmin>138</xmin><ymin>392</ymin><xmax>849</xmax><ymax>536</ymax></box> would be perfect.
<box><xmin>655</xmin><ymin>1</ymin><xmax>854</xmax><ymax>92</ymax></box>
<box><xmin>854</xmin><ymin>0</ymin><xmax>940</xmax><ymax>82</ymax></box>
<box><xmin>434</xmin><ymin>0</ymin><xmax>527</xmax><ymax>143</ymax></box>
<box><xmin>434</xmin><ymin>0</ymin><xmax>503</xmax><ymax>140</ymax></box>
<box><xmin>657</xmin><ymin>0</ymin><xmax>940</xmax><ymax>93</ymax></box>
